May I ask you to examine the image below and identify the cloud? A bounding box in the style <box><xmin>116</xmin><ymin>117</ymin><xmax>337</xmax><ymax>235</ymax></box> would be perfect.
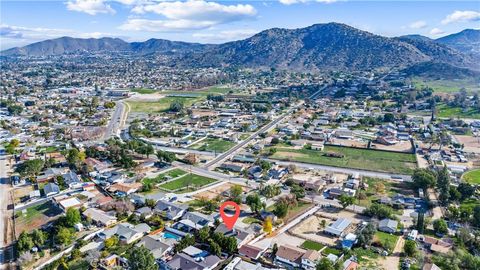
<box><xmin>121</xmin><ymin>0</ymin><xmax>256</xmax><ymax>32</ymax></box>
<box><xmin>441</xmin><ymin>10</ymin><xmax>480</xmax><ymax>24</ymax></box>
<box><xmin>192</xmin><ymin>29</ymin><xmax>259</xmax><ymax>42</ymax></box>
<box><xmin>66</xmin><ymin>0</ymin><xmax>116</xmax><ymax>15</ymax></box>
<box><xmin>0</xmin><ymin>24</ymin><xmax>119</xmax><ymax>49</ymax></box>
<box><xmin>408</xmin><ymin>20</ymin><xmax>427</xmax><ymax>29</ymax></box>
<box><xmin>119</xmin><ymin>19</ymin><xmax>215</xmax><ymax>31</ymax></box>
<box><xmin>279</xmin><ymin>0</ymin><xmax>338</xmax><ymax>5</ymax></box>
<box><xmin>131</xmin><ymin>0</ymin><xmax>256</xmax><ymax>22</ymax></box>
<box><xmin>429</xmin><ymin>28</ymin><xmax>445</xmax><ymax>36</ymax></box>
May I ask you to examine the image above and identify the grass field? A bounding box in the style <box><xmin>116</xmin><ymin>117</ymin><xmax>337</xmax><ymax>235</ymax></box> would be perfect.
<box><xmin>356</xmin><ymin>177</ymin><xmax>412</xmax><ymax>207</ymax></box>
<box><xmin>269</xmin><ymin>145</ymin><xmax>417</xmax><ymax>174</ymax></box>
<box><xmin>459</xmin><ymin>198</ymin><xmax>480</xmax><ymax>212</ymax></box>
<box><xmin>131</xmin><ymin>88</ymin><xmax>158</xmax><ymax>94</ymax></box>
<box><xmin>322</xmin><ymin>247</ymin><xmax>342</xmax><ymax>256</ymax></box>
<box><xmin>15</xmin><ymin>201</ymin><xmax>62</xmax><ymax>235</ymax></box>
<box><xmin>374</xmin><ymin>232</ymin><xmax>399</xmax><ymax>251</ymax></box>
<box><xmin>463</xmin><ymin>169</ymin><xmax>480</xmax><ymax>184</ymax></box>
<box><xmin>190</xmin><ymin>138</ymin><xmax>236</xmax><ymax>153</ymax></box>
<box><xmin>412</xmin><ymin>77</ymin><xmax>480</xmax><ymax>93</ymax></box>
<box><xmin>142</xmin><ymin>168</ymin><xmax>188</xmax><ymax>186</ymax></box>
<box><xmin>436</xmin><ymin>104</ymin><xmax>480</xmax><ymax>119</ymax></box>
<box><xmin>127</xmin><ymin>96</ymin><xmax>201</xmax><ymax>113</ymax></box>
<box><xmin>158</xmin><ymin>173</ymin><xmax>217</xmax><ymax>192</ymax></box>
<box><xmin>301</xmin><ymin>240</ymin><xmax>325</xmax><ymax>251</ymax></box>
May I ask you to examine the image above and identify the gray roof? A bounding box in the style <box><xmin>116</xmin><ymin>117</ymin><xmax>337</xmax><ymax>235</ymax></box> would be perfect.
<box><xmin>167</xmin><ymin>253</ymin><xmax>221</xmax><ymax>270</ymax></box>
<box><xmin>44</xmin><ymin>183</ymin><xmax>60</xmax><ymax>195</ymax></box>
<box><xmin>325</xmin><ymin>218</ymin><xmax>351</xmax><ymax>235</ymax></box>
<box><xmin>379</xmin><ymin>218</ymin><xmax>398</xmax><ymax>230</ymax></box>
<box><xmin>100</xmin><ymin>223</ymin><xmax>150</xmax><ymax>241</ymax></box>
<box><xmin>136</xmin><ymin>235</ymin><xmax>172</xmax><ymax>259</ymax></box>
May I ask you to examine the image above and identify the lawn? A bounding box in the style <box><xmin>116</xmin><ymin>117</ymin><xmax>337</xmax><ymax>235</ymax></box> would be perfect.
<box><xmin>436</xmin><ymin>104</ymin><xmax>480</xmax><ymax>119</ymax></box>
<box><xmin>412</xmin><ymin>77</ymin><xmax>480</xmax><ymax>93</ymax></box>
<box><xmin>242</xmin><ymin>217</ymin><xmax>262</xmax><ymax>224</ymax></box>
<box><xmin>131</xmin><ymin>88</ymin><xmax>157</xmax><ymax>94</ymax></box>
<box><xmin>356</xmin><ymin>177</ymin><xmax>412</xmax><ymax>207</ymax></box>
<box><xmin>126</xmin><ymin>96</ymin><xmax>201</xmax><ymax>113</ymax></box>
<box><xmin>15</xmin><ymin>201</ymin><xmax>62</xmax><ymax>235</ymax></box>
<box><xmin>142</xmin><ymin>168</ymin><xmax>188</xmax><ymax>186</ymax></box>
<box><xmin>459</xmin><ymin>198</ymin><xmax>480</xmax><ymax>212</ymax></box>
<box><xmin>190</xmin><ymin>138</ymin><xmax>236</xmax><ymax>153</ymax></box>
<box><xmin>462</xmin><ymin>169</ymin><xmax>480</xmax><ymax>184</ymax></box>
<box><xmin>374</xmin><ymin>232</ymin><xmax>399</xmax><ymax>251</ymax></box>
<box><xmin>158</xmin><ymin>173</ymin><xmax>217</xmax><ymax>192</ymax></box>
<box><xmin>322</xmin><ymin>247</ymin><xmax>342</xmax><ymax>256</ymax></box>
<box><xmin>301</xmin><ymin>240</ymin><xmax>325</xmax><ymax>251</ymax></box>
<box><xmin>269</xmin><ymin>145</ymin><xmax>417</xmax><ymax>174</ymax></box>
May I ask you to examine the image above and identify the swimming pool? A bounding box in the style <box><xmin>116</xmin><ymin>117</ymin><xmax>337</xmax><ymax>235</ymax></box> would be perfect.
<box><xmin>162</xmin><ymin>232</ymin><xmax>182</xmax><ymax>240</ymax></box>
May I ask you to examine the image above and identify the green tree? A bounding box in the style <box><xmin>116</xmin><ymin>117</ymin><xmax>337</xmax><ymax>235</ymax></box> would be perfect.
<box><xmin>338</xmin><ymin>194</ymin><xmax>355</xmax><ymax>209</ymax></box>
<box><xmin>246</xmin><ymin>193</ymin><xmax>262</xmax><ymax>214</ymax></box>
<box><xmin>316</xmin><ymin>257</ymin><xmax>335</xmax><ymax>270</ymax></box>
<box><xmin>208</xmin><ymin>239</ymin><xmax>222</xmax><ymax>257</ymax></box>
<box><xmin>412</xmin><ymin>169</ymin><xmax>436</xmax><ymax>190</ymax></box>
<box><xmin>17</xmin><ymin>231</ymin><xmax>34</xmax><ymax>253</ymax></box>
<box><xmin>404</xmin><ymin>240</ymin><xmax>416</xmax><ymax>257</ymax></box>
<box><xmin>16</xmin><ymin>159</ymin><xmax>45</xmax><ymax>179</ymax></box>
<box><xmin>273</xmin><ymin>201</ymin><xmax>289</xmax><ymax>218</ymax></box>
<box><xmin>31</xmin><ymin>229</ymin><xmax>46</xmax><ymax>247</ymax></box>
<box><xmin>169</xmin><ymin>100</ymin><xmax>184</xmax><ymax>113</ymax></box>
<box><xmin>198</xmin><ymin>226</ymin><xmax>210</xmax><ymax>243</ymax></box>
<box><xmin>437</xmin><ymin>166</ymin><xmax>450</xmax><ymax>206</ymax></box>
<box><xmin>457</xmin><ymin>183</ymin><xmax>475</xmax><ymax>201</ymax></box>
<box><xmin>65</xmin><ymin>208</ymin><xmax>81</xmax><ymax>227</ymax></box>
<box><xmin>229</xmin><ymin>185</ymin><xmax>243</xmax><ymax>203</ymax></box>
<box><xmin>56</xmin><ymin>227</ymin><xmax>74</xmax><ymax>246</ymax></box>
<box><xmin>127</xmin><ymin>245</ymin><xmax>157</xmax><ymax>270</ymax></box>
<box><xmin>473</xmin><ymin>205</ymin><xmax>480</xmax><ymax>226</ymax></box>
<box><xmin>105</xmin><ymin>236</ymin><xmax>119</xmax><ymax>250</ymax></box>
<box><xmin>433</xmin><ymin>219</ymin><xmax>448</xmax><ymax>235</ymax></box>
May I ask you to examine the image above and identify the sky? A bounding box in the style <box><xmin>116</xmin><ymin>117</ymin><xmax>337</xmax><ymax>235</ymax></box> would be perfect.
<box><xmin>0</xmin><ymin>0</ymin><xmax>479</xmax><ymax>50</ymax></box>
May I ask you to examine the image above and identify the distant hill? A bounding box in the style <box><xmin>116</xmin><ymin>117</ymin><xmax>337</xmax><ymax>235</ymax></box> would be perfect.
<box><xmin>2</xmin><ymin>37</ymin><xmax>131</xmax><ymax>56</ymax></box>
<box><xmin>436</xmin><ymin>29</ymin><xmax>480</xmax><ymax>55</ymax></box>
<box><xmin>2</xmin><ymin>23</ymin><xmax>479</xmax><ymax>72</ymax></box>
<box><xmin>402</xmin><ymin>62</ymin><xmax>480</xmax><ymax>80</ymax></box>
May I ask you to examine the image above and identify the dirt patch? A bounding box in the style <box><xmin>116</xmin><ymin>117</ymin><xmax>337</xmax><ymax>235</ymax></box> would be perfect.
<box><xmin>193</xmin><ymin>182</ymin><xmax>251</xmax><ymax>200</ymax></box>
<box><xmin>277</xmin><ymin>151</ymin><xmax>307</xmax><ymax>159</ymax></box>
<box><xmin>290</xmin><ymin>215</ymin><xmax>337</xmax><ymax>246</ymax></box>
<box><xmin>13</xmin><ymin>186</ymin><xmax>35</xmax><ymax>204</ymax></box>
<box><xmin>455</xmin><ymin>135</ymin><xmax>480</xmax><ymax>154</ymax></box>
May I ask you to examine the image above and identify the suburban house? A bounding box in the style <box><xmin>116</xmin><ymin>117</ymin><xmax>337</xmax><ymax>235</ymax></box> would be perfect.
<box><xmin>83</xmin><ymin>208</ymin><xmax>118</xmax><ymax>227</ymax></box>
<box><xmin>164</xmin><ymin>246</ymin><xmax>221</xmax><ymax>270</ymax></box>
<box><xmin>324</xmin><ymin>218</ymin><xmax>352</xmax><ymax>237</ymax></box>
<box><xmin>154</xmin><ymin>201</ymin><xmax>188</xmax><ymax>220</ymax></box>
<box><xmin>378</xmin><ymin>218</ymin><xmax>398</xmax><ymax>234</ymax></box>
<box><xmin>238</xmin><ymin>244</ymin><xmax>266</xmax><ymax>260</ymax></box>
<box><xmin>215</xmin><ymin>224</ymin><xmax>256</xmax><ymax>248</ymax></box>
<box><xmin>43</xmin><ymin>183</ymin><xmax>60</xmax><ymax>197</ymax></box>
<box><xmin>98</xmin><ymin>223</ymin><xmax>151</xmax><ymax>244</ymax></box>
<box><xmin>136</xmin><ymin>235</ymin><xmax>174</xmax><ymax>260</ymax></box>
<box><xmin>275</xmin><ymin>244</ymin><xmax>306</xmax><ymax>268</ymax></box>
<box><xmin>134</xmin><ymin>207</ymin><xmax>153</xmax><ymax>219</ymax></box>
<box><xmin>301</xmin><ymin>250</ymin><xmax>321</xmax><ymax>270</ymax></box>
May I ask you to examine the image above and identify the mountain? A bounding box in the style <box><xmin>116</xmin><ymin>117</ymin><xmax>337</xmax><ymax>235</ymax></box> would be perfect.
<box><xmin>436</xmin><ymin>29</ymin><xmax>480</xmax><ymax>55</ymax></box>
<box><xmin>2</xmin><ymin>23</ymin><xmax>479</xmax><ymax>72</ymax></box>
<box><xmin>183</xmin><ymin>23</ymin><xmax>476</xmax><ymax>71</ymax></box>
<box><xmin>2</xmin><ymin>37</ymin><xmax>131</xmax><ymax>56</ymax></box>
<box><xmin>402</xmin><ymin>61</ymin><xmax>480</xmax><ymax>80</ymax></box>
<box><xmin>396</xmin><ymin>35</ymin><xmax>475</xmax><ymax>69</ymax></box>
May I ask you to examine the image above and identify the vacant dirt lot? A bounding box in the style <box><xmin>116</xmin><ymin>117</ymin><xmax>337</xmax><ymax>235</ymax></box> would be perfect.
<box><xmin>290</xmin><ymin>215</ymin><xmax>337</xmax><ymax>246</ymax></box>
<box><xmin>193</xmin><ymin>182</ymin><xmax>251</xmax><ymax>200</ymax></box>
<box><xmin>371</xmin><ymin>140</ymin><xmax>413</xmax><ymax>153</ymax></box>
<box><xmin>13</xmin><ymin>185</ymin><xmax>35</xmax><ymax>204</ymax></box>
<box><xmin>455</xmin><ymin>135</ymin><xmax>480</xmax><ymax>154</ymax></box>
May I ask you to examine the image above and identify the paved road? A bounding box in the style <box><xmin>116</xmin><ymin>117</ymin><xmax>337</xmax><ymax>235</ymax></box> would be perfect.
<box><xmin>103</xmin><ymin>101</ymin><xmax>128</xmax><ymax>141</ymax></box>
<box><xmin>204</xmin><ymin>85</ymin><xmax>328</xmax><ymax>169</ymax></box>
<box><xmin>265</xmin><ymin>159</ymin><xmax>412</xmax><ymax>181</ymax></box>
<box><xmin>0</xmin><ymin>149</ymin><xmax>14</xmax><ymax>269</ymax></box>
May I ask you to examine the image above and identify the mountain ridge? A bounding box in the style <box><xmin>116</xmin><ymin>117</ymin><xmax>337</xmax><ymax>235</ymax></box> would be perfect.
<box><xmin>2</xmin><ymin>23</ymin><xmax>479</xmax><ymax>72</ymax></box>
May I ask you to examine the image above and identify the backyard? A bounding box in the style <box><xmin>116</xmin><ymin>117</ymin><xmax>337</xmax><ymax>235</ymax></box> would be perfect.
<box><xmin>190</xmin><ymin>138</ymin><xmax>236</xmax><ymax>153</ymax></box>
<box><xmin>269</xmin><ymin>145</ymin><xmax>417</xmax><ymax>174</ymax></box>
<box><xmin>374</xmin><ymin>231</ymin><xmax>399</xmax><ymax>252</ymax></box>
<box><xmin>300</xmin><ymin>240</ymin><xmax>325</xmax><ymax>251</ymax></box>
<box><xmin>158</xmin><ymin>173</ymin><xmax>218</xmax><ymax>193</ymax></box>
<box><xmin>142</xmin><ymin>168</ymin><xmax>188</xmax><ymax>186</ymax></box>
<box><xmin>356</xmin><ymin>177</ymin><xmax>413</xmax><ymax>207</ymax></box>
<box><xmin>15</xmin><ymin>201</ymin><xmax>62</xmax><ymax>236</ymax></box>
<box><xmin>462</xmin><ymin>169</ymin><xmax>480</xmax><ymax>184</ymax></box>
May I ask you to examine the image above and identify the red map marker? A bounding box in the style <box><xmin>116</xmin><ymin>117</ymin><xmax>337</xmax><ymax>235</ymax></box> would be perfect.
<box><xmin>220</xmin><ymin>201</ymin><xmax>240</xmax><ymax>230</ymax></box>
